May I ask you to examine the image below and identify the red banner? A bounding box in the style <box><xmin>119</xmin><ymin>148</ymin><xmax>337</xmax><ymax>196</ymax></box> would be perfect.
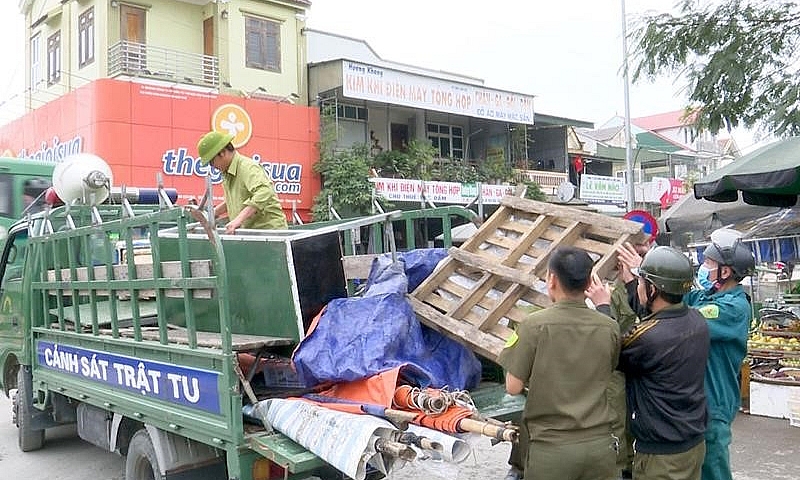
<box><xmin>660</xmin><ymin>178</ymin><xmax>685</xmax><ymax>209</ymax></box>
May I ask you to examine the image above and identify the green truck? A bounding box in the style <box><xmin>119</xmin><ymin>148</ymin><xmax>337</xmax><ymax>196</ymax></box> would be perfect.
<box><xmin>0</xmin><ymin>157</ymin><xmax>55</xmax><ymax>238</ymax></box>
<box><xmin>0</xmin><ymin>194</ymin><xmax>520</xmax><ymax>480</ymax></box>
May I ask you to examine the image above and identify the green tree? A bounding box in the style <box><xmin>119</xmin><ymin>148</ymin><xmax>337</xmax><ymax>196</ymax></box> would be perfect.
<box><xmin>404</xmin><ymin>140</ymin><xmax>436</xmax><ymax>180</ymax></box>
<box><xmin>478</xmin><ymin>156</ymin><xmax>515</xmax><ymax>184</ymax></box>
<box><xmin>311</xmin><ymin>144</ymin><xmax>374</xmax><ymax>220</ymax></box>
<box><xmin>372</xmin><ymin>140</ymin><xmax>436</xmax><ymax>179</ymax></box>
<box><xmin>519</xmin><ymin>178</ymin><xmax>547</xmax><ymax>201</ymax></box>
<box><xmin>632</xmin><ymin>0</ymin><xmax>800</xmax><ymax>136</ymax></box>
<box><xmin>311</xmin><ymin>111</ymin><xmax>375</xmax><ymax>220</ymax></box>
<box><xmin>372</xmin><ymin>150</ymin><xmax>415</xmax><ymax>178</ymax></box>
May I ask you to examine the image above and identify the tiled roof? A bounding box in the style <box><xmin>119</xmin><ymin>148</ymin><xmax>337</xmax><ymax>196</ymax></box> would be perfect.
<box><xmin>577</xmin><ymin>125</ymin><xmax>623</xmax><ymax>142</ymax></box>
<box><xmin>632</xmin><ymin>110</ymin><xmax>696</xmax><ymax>131</ymax></box>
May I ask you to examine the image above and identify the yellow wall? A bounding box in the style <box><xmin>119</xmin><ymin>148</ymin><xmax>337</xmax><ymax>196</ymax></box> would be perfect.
<box><xmin>25</xmin><ymin>0</ymin><xmax>71</xmax><ymax>108</ymax></box>
<box><xmin>22</xmin><ymin>0</ymin><xmax>309</xmax><ymax>112</ymax></box>
<box><xmin>222</xmin><ymin>0</ymin><xmax>307</xmax><ymax>99</ymax></box>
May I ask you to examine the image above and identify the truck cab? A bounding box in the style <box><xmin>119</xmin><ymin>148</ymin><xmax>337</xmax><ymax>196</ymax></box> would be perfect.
<box><xmin>0</xmin><ymin>221</ymin><xmax>27</xmax><ymax>394</ymax></box>
<box><xmin>0</xmin><ymin>157</ymin><xmax>54</xmax><ymax>239</ymax></box>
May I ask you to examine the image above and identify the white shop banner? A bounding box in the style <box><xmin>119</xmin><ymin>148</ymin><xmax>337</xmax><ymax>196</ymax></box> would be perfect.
<box><xmin>579</xmin><ymin>174</ymin><xmax>627</xmax><ymax>204</ymax></box>
<box><xmin>370</xmin><ymin>178</ymin><xmax>515</xmax><ymax>204</ymax></box>
<box><xmin>343</xmin><ymin>61</ymin><xmax>535</xmax><ymax>124</ymax></box>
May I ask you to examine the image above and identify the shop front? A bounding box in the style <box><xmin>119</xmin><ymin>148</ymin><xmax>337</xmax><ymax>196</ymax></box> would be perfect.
<box><xmin>0</xmin><ymin>78</ymin><xmax>321</xmax><ymax>221</ymax></box>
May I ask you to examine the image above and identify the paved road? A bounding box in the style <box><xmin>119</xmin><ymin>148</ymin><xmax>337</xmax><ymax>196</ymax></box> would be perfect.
<box><xmin>0</xmin><ymin>391</ymin><xmax>798</xmax><ymax>479</ymax></box>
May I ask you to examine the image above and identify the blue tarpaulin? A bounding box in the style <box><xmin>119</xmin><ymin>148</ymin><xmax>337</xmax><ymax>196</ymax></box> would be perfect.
<box><xmin>292</xmin><ymin>249</ymin><xmax>481</xmax><ymax>390</ymax></box>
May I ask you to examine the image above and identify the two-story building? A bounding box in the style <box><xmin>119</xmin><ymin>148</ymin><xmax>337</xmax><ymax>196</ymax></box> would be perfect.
<box><xmin>2</xmin><ymin>1</ymin><xmax>599</xmax><ymax>219</ymax></box>
<box><xmin>305</xmin><ymin>29</ymin><xmax>593</xmax><ymax>199</ymax></box>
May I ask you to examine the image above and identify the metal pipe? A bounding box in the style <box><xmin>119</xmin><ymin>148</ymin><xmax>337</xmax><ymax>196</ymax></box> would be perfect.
<box><xmin>374</xmin><ymin>438</ymin><xmax>417</xmax><ymax>462</ymax></box>
<box><xmin>621</xmin><ymin>0</ymin><xmax>636</xmax><ymax>211</ymax></box>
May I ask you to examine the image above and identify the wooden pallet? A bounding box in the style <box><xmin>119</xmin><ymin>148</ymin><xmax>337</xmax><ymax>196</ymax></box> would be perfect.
<box><xmin>408</xmin><ymin>196</ymin><xmax>647</xmax><ymax>360</ymax></box>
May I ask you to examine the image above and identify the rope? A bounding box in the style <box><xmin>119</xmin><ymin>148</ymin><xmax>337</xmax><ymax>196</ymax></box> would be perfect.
<box><xmin>392</xmin><ymin>385</ymin><xmax>477</xmax><ymax>416</ymax></box>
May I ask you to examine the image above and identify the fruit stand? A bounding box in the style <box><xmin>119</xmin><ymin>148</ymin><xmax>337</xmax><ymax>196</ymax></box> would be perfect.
<box><xmin>746</xmin><ymin>297</ymin><xmax>800</xmax><ymax>422</ymax></box>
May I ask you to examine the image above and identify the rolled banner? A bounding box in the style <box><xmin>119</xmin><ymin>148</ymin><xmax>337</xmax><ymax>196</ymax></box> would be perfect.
<box><xmin>406</xmin><ymin>424</ymin><xmax>471</xmax><ymax>463</ymax></box>
<box><xmin>253</xmin><ymin>399</ymin><xmax>407</xmax><ymax>480</ymax></box>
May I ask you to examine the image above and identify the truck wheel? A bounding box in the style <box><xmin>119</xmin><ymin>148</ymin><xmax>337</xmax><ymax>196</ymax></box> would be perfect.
<box><xmin>16</xmin><ymin>367</ymin><xmax>44</xmax><ymax>452</ymax></box>
<box><xmin>125</xmin><ymin>430</ymin><xmax>160</xmax><ymax>480</ymax></box>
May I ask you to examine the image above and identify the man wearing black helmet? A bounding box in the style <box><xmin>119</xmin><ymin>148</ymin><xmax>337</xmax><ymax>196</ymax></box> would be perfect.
<box><xmin>588</xmin><ymin>246</ymin><xmax>710</xmax><ymax>480</ymax></box>
<box><xmin>684</xmin><ymin>239</ymin><xmax>755</xmax><ymax>480</ymax></box>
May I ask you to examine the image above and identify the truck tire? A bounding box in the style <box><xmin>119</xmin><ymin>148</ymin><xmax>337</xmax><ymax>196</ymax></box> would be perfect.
<box><xmin>16</xmin><ymin>367</ymin><xmax>44</xmax><ymax>452</ymax></box>
<box><xmin>125</xmin><ymin>430</ymin><xmax>160</xmax><ymax>480</ymax></box>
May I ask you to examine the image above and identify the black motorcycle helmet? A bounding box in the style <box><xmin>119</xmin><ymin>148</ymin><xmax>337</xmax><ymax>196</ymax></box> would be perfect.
<box><xmin>635</xmin><ymin>246</ymin><xmax>695</xmax><ymax>295</ymax></box>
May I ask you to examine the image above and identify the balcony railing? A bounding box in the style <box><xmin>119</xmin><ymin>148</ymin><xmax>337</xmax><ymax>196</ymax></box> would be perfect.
<box><xmin>514</xmin><ymin>169</ymin><xmax>567</xmax><ymax>195</ymax></box>
<box><xmin>108</xmin><ymin>41</ymin><xmax>219</xmax><ymax>88</ymax></box>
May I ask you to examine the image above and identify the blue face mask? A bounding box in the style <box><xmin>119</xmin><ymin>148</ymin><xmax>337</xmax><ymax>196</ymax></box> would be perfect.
<box><xmin>696</xmin><ymin>265</ymin><xmax>714</xmax><ymax>289</ymax></box>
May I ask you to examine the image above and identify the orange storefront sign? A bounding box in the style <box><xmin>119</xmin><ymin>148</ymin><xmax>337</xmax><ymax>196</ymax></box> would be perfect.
<box><xmin>0</xmin><ymin>79</ymin><xmax>321</xmax><ymax>220</ymax></box>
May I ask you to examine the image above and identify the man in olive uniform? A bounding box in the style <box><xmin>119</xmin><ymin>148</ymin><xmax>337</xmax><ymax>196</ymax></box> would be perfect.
<box><xmin>499</xmin><ymin>246</ymin><xmax>620</xmax><ymax>480</ymax></box>
<box><xmin>197</xmin><ymin>131</ymin><xmax>287</xmax><ymax>233</ymax></box>
<box><xmin>684</xmin><ymin>239</ymin><xmax>754</xmax><ymax>480</ymax></box>
<box><xmin>592</xmin><ymin>246</ymin><xmax>710</xmax><ymax>480</ymax></box>
<box><xmin>504</xmin><ymin>239</ymin><xmax>649</xmax><ymax>480</ymax></box>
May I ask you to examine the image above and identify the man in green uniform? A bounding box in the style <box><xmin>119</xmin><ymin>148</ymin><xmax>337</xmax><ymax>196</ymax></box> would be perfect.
<box><xmin>499</xmin><ymin>246</ymin><xmax>620</xmax><ymax>480</ymax></box>
<box><xmin>684</xmin><ymin>239</ymin><xmax>754</xmax><ymax>480</ymax></box>
<box><xmin>197</xmin><ymin>131</ymin><xmax>288</xmax><ymax>233</ymax></box>
<box><xmin>503</xmin><ymin>239</ymin><xmax>648</xmax><ymax>480</ymax></box>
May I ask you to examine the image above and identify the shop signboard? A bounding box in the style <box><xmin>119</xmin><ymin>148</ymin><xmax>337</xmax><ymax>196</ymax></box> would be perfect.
<box><xmin>579</xmin><ymin>174</ymin><xmax>626</xmax><ymax>204</ymax></box>
<box><xmin>0</xmin><ymin>79</ymin><xmax>321</xmax><ymax>220</ymax></box>
<box><xmin>369</xmin><ymin>178</ymin><xmax>514</xmax><ymax>204</ymax></box>
<box><xmin>342</xmin><ymin>61</ymin><xmax>535</xmax><ymax>124</ymax></box>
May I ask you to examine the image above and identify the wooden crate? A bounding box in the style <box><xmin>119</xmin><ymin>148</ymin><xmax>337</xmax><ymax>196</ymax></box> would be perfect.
<box><xmin>408</xmin><ymin>196</ymin><xmax>647</xmax><ymax>360</ymax></box>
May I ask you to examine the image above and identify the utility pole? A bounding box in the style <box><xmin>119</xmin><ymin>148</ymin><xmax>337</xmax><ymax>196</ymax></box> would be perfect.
<box><xmin>621</xmin><ymin>0</ymin><xmax>636</xmax><ymax>211</ymax></box>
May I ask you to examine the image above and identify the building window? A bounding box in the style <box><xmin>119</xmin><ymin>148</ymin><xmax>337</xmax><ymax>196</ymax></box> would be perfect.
<box><xmin>78</xmin><ymin>7</ymin><xmax>94</xmax><ymax>68</ymax></box>
<box><xmin>30</xmin><ymin>34</ymin><xmax>41</xmax><ymax>91</ymax></box>
<box><xmin>245</xmin><ymin>15</ymin><xmax>280</xmax><ymax>72</ymax></box>
<box><xmin>47</xmin><ymin>31</ymin><xmax>61</xmax><ymax>86</ymax></box>
<box><xmin>336</xmin><ymin>104</ymin><xmax>367</xmax><ymax>121</ymax></box>
<box><xmin>427</xmin><ymin>123</ymin><xmax>463</xmax><ymax>158</ymax></box>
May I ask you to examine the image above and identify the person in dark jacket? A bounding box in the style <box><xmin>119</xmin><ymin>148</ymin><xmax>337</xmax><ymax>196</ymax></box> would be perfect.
<box><xmin>589</xmin><ymin>246</ymin><xmax>710</xmax><ymax>480</ymax></box>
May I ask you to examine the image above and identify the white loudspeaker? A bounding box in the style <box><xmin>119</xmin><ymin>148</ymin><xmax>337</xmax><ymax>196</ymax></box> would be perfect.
<box><xmin>52</xmin><ymin>153</ymin><xmax>113</xmax><ymax>206</ymax></box>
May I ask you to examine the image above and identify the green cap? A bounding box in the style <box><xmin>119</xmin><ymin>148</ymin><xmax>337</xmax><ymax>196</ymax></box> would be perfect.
<box><xmin>197</xmin><ymin>131</ymin><xmax>235</xmax><ymax>165</ymax></box>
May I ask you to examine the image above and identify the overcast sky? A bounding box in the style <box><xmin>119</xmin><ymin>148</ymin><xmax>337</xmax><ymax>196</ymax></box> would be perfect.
<box><xmin>0</xmin><ymin>0</ymin><xmax>759</xmax><ymax>149</ymax></box>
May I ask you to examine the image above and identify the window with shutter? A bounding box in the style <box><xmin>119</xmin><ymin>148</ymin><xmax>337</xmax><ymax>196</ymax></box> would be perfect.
<box><xmin>30</xmin><ymin>34</ymin><xmax>41</xmax><ymax>91</ymax></box>
<box><xmin>78</xmin><ymin>7</ymin><xmax>95</xmax><ymax>68</ymax></box>
<box><xmin>245</xmin><ymin>15</ymin><xmax>280</xmax><ymax>73</ymax></box>
<box><xmin>47</xmin><ymin>31</ymin><xmax>61</xmax><ymax>86</ymax></box>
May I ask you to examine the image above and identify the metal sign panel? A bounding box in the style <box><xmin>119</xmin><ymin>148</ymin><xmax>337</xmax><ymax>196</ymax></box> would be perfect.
<box><xmin>37</xmin><ymin>341</ymin><xmax>221</xmax><ymax>414</ymax></box>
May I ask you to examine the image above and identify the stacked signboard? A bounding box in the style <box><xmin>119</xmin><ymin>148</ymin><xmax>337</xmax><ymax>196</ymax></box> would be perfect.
<box><xmin>408</xmin><ymin>196</ymin><xmax>647</xmax><ymax>360</ymax></box>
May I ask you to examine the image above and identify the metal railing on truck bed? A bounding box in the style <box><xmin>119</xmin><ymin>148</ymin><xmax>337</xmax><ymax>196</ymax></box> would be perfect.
<box><xmin>23</xmin><ymin>202</ymin><xmax>415</xmax><ymax>477</ymax></box>
<box><xmin>26</xmin><ymin>204</ymin><xmax>252</xmax><ymax>471</ymax></box>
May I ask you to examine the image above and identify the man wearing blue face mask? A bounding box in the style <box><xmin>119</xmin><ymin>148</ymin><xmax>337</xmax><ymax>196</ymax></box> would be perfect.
<box><xmin>695</xmin><ymin>263</ymin><xmax>715</xmax><ymax>290</ymax></box>
<box><xmin>683</xmin><ymin>240</ymin><xmax>755</xmax><ymax>480</ymax></box>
